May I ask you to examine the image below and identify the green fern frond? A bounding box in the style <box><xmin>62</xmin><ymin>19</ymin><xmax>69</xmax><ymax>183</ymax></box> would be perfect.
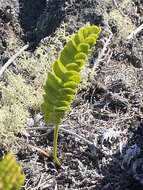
<box><xmin>41</xmin><ymin>25</ymin><xmax>101</xmax><ymax>165</ymax></box>
<box><xmin>41</xmin><ymin>25</ymin><xmax>101</xmax><ymax>125</ymax></box>
<box><xmin>0</xmin><ymin>153</ymin><xmax>25</xmax><ymax>190</ymax></box>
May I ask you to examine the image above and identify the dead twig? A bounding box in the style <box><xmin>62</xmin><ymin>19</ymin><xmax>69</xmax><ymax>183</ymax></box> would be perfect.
<box><xmin>112</xmin><ymin>0</ymin><xmax>126</xmax><ymax>17</ymax></box>
<box><xmin>17</xmin><ymin>138</ymin><xmax>50</xmax><ymax>158</ymax></box>
<box><xmin>27</xmin><ymin>144</ymin><xmax>50</xmax><ymax>158</ymax></box>
<box><xmin>112</xmin><ymin>0</ymin><xmax>118</xmax><ymax>7</ymax></box>
<box><xmin>61</xmin><ymin>127</ymin><xmax>93</xmax><ymax>145</ymax></box>
<box><xmin>126</xmin><ymin>24</ymin><xmax>143</xmax><ymax>40</ymax></box>
<box><xmin>26</xmin><ymin>125</ymin><xmax>94</xmax><ymax>146</ymax></box>
<box><xmin>0</xmin><ymin>44</ymin><xmax>29</xmax><ymax>77</ymax></box>
<box><xmin>90</xmin><ymin>33</ymin><xmax>112</xmax><ymax>78</ymax></box>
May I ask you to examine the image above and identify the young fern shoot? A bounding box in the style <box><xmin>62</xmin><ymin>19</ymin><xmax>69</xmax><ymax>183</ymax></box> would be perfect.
<box><xmin>41</xmin><ymin>25</ymin><xmax>101</xmax><ymax>165</ymax></box>
<box><xmin>0</xmin><ymin>153</ymin><xmax>25</xmax><ymax>190</ymax></box>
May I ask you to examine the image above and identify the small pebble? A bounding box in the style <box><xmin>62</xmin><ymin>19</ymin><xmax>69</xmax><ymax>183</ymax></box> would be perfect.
<box><xmin>27</xmin><ymin>118</ymin><xmax>34</xmax><ymax>127</ymax></box>
<box><xmin>34</xmin><ymin>113</ymin><xmax>43</xmax><ymax>123</ymax></box>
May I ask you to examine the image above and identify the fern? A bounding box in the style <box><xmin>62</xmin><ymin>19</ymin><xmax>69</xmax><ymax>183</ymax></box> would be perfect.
<box><xmin>41</xmin><ymin>25</ymin><xmax>101</xmax><ymax>165</ymax></box>
<box><xmin>0</xmin><ymin>153</ymin><xmax>25</xmax><ymax>190</ymax></box>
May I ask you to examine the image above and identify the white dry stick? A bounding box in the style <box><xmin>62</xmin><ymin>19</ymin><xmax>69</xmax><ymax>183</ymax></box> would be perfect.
<box><xmin>126</xmin><ymin>24</ymin><xmax>143</xmax><ymax>40</ymax></box>
<box><xmin>60</xmin><ymin>127</ymin><xmax>93</xmax><ymax>146</ymax></box>
<box><xmin>90</xmin><ymin>33</ymin><xmax>113</xmax><ymax>77</ymax></box>
<box><xmin>26</xmin><ymin>125</ymin><xmax>94</xmax><ymax>146</ymax></box>
<box><xmin>112</xmin><ymin>0</ymin><xmax>126</xmax><ymax>17</ymax></box>
<box><xmin>0</xmin><ymin>44</ymin><xmax>29</xmax><ymax>77</ymax></box>
<box><xmin>112</xmin><ymin>0</ymin><xmax>118</xmax><ymax>7</ymax></box>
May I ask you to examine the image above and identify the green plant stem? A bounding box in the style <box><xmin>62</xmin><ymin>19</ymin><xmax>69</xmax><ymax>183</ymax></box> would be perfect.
<box><xmin>53</xmin><ymin>125</ymin><xmax>61</xmax><ymax>166</ymax></box>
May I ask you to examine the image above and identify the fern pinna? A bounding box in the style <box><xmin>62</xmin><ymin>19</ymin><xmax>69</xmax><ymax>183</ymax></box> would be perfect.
<box><xmin>41</xmin><ymin>25</ymin><xmax>101</xmax><ymax>165</ymax></box>
<box><xmin>0</xmin><ymin>153</ymin><xmax>25</xmax><ymax>190</ymax></box>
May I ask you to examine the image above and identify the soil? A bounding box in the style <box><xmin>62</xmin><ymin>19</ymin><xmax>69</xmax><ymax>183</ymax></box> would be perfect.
<box><xmin>0</xmin><ymin>0</ymin><xmax>143</xmax><ymax>190</ymax></box>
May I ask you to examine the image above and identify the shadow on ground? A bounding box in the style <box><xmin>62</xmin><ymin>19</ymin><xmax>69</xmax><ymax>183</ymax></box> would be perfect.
<box><xmin>18</xmin><ymin>0</ymin><xmax>66</xmax><ymax>49</ymax></box>
<box><xmin>91</xmin><ymin>120</ymin><xmax>143</xmax><ymax>190</ymax></box>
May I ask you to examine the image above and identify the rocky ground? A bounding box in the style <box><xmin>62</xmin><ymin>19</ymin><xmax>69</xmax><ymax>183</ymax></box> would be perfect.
<box><xmin>0</xmin><ymin>0</ymin><xmax>143</xmax><ymax>189</ymax></box>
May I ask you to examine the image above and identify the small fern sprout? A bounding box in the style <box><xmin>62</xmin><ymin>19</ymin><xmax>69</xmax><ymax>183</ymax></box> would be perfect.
<box><xmin>41</xmin><ymin>24</ymin><xmax>101</xmax><ymax>165</ymax></box>
<box><xmin>0</xmin><ymin>153</ymin><xmax>25</xmax><ymax>190</ymax></box>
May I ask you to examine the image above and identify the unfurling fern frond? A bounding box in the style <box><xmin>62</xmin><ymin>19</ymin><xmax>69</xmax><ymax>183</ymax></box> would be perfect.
<box><xmin>0</xmin><ymin>153</ymin><xmax>25</xmax><ymax>190</ymax></box>
<box><xmin>41</xmin><ymin>25</ymin><xmax>101</xmax><ymax>165</ymax></box>
<box><xmin>42</xmin><ymin>25</ymin><xmax>101</xmax><ymax>125</ymax></box>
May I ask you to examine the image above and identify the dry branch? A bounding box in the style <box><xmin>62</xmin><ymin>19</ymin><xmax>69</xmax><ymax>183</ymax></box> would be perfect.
<box><xmin>126</xmin><ymin>24</ymin><xmax>143</xmax><ymax>40</ymax></box>
<box><xmin>0</xmin><ymin>44</ymin><xmax>29</xmax><ymax>77</ymax></box>
<box><xmin>90</xmin><ymin>33</ymin><xmax>112</xmax><ymax>77</ymax></box>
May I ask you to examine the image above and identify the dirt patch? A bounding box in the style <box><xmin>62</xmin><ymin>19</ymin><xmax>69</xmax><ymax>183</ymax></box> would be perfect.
<box><xmin>0</xmin><ymin>0</ymin><xmax>143</xmax><ymax>190</ymax></box>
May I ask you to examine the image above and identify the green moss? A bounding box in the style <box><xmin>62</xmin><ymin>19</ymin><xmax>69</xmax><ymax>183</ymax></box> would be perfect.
<box><xmin>109</xmin><ymin>9</ymin><xmax>135</xmax><ymax>38</ymax></box>
<box><xmin>0</xmin><ymin>72</ymin><xmax>38</xmax><ymax>107</ymax></box>
<box><xmin>0</xmin><ymin>44</ymin><xmax>57</xmax><ymax>150</ymax></box>
<box><xmin>0</xmin><ymin>104</ymin><xmax>28</xmax><ymax>149</ymax></box>
<box><xmin>121</xmin><ymin>0</ymin><xmax>134</xmax><ymax>10</ymax></box>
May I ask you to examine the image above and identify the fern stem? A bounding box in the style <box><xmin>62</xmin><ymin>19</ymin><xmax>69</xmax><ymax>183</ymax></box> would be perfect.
<box><xmin>53</xmin><ymin>125</ymin><xmax>61</xmax><ymax>166</ymax></box>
